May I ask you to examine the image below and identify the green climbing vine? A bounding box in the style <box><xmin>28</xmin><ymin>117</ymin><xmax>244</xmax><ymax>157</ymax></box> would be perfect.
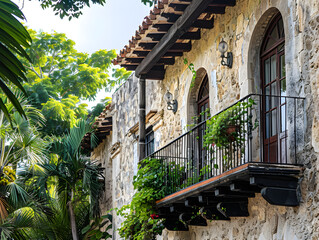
<box><xmin>117</xmin><ymin>158</ymin><xmax>166</xmax><ymax>240</ymax></box>
<box><xmin>184</xmin><ymin>58</ymin><xmax>197</xmax><ymax>89</ymax></box>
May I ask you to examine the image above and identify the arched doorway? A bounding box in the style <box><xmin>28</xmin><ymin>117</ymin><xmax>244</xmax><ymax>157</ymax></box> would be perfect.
<box><xmin>260</xmin><ymin>13</ymin><xmax>286</xmax><ymax>163</ymax></box>
<box><xmin>197</xmin><ymin>74</ymin><xmax>210</xmax><ymax>175</ymax></box>
<box><xmin>185</xmin><ymin>68</ymin><xmax>210</xmax><ymax>180</ymax></box>
<box><xmin>197</xmin><ymin>74</ymin><xmax>210</xmax><ymax>122</ymax></box>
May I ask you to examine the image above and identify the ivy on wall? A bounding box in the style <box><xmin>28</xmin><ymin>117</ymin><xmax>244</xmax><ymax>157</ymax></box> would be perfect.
<box><xmin>117</xmin><ymin>158</ymin><xmax>166</xmax><ymax>240</ymax></box>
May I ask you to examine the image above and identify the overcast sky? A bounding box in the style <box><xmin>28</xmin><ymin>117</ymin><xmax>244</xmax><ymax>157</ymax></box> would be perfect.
<box><xmin>17</xmin><ymin>0</ymin><xmax>151</xmax><ymax>107</ymax></box>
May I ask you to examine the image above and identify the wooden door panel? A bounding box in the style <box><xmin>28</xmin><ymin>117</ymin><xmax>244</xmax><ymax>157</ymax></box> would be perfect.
<box><xmin>264</xmin><ymin>141</ymin><xmax>277</xmax><ymax>163</ymax></box>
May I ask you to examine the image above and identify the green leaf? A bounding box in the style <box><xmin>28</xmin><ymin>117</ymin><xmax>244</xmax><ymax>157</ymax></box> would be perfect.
<box><xmin>81</xmin><ymin>224</ymin><xmax>91</xmax><ymax>234</ymax></box>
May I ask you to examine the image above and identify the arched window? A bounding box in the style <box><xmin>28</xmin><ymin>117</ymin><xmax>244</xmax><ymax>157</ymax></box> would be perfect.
<box><xmin>260</xmin><ymin>13</ymin><xmax>286</xmax><ymax>163</ymax></box>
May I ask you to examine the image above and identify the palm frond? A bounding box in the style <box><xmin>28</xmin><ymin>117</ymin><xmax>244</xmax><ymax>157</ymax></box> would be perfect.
<box><xmin>0</xmin><ymin>0</ymin><xmax>31</xmax><ymax>119</ymax></box>
<box><xmin>0</xmin><ymin>207</ymin><xmax>33</xmax><ymax>239</ymax></box>
<box><xmin>6</xmin><ymin>181</ymin><xmax>30</xmax><ymax>208</ymax></box>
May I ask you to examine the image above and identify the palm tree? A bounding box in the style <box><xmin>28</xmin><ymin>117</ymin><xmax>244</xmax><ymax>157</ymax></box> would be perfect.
<box><xmin>0</xmin><ymin>93</ymin><xmax>49</xmax><ymax>239</ymax></box>
<box><xmin>0</xmin><ymin>92</ymin><xmax>47</xmax><ymax>174</ymax></box>
<box><xmin>0</xmin><ymin>0</ymin><xmax>32</xmax><ymax>119</ymax></box>
<box><xmin>21</xmin><ymin>120</ymin><xmax>103</xmax><ymax>240</ymax></box>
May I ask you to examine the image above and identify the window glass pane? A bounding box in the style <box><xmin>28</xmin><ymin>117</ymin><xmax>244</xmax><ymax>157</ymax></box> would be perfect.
<box><xmin>200</xmin><ymin>106</ymin><xmax>204</xmax><ymax>122</ymax></box>
<box><xmin>265</xmin><ymin>27</ymin><xmax>278</xmax><ymax>50</ymax></box>
<box><xmin>271</xmin><ymin>110</ymin><xmax>277</xmax><ymax>136</ymax></box>
<box><xmin>278</xmin><ymin>18</ymin><xmax>284</xmax><ymax>37</ymax></box>
<box><xmin>281</xmin><ymin>105</ymin><xmax>286</xmax><ymax>132</ymax></box>
<box><xmin>204</xmin><ymin>105</ymin><xmax>209</xmax><ymax>120</ymax></box>
<box><xmin>277</xmin><ymin>43</ymin><xmax>284</xmax><ymax>53</ymax></box>
<box><xmin>271</xmin><ymin>83</ymin><xmax>277</xmax><ymax>108</ymax></box>
<box><xmin>265</xmin><ymin>113</ymin><xmax>270</xmax><ymax>139</ymax></box>
<box><xmin>280</xmin><ymin>54</ymin><xmax>285</xmax><ymax>78</ymax></box>
<box><xmin>145</xmin><ymin>131</ymin><xmax>155</xmax><ymax>156</ymax></box>
<box><xmin>271</xmin><ymin>55</ymin><xmax>277</xmax><ymax>81</ymax></box>
<box><xmin>265</xmin><ymin>86</ymin><xmax>270</xmax><ymax>111</ymax></box>
<box><xmin>265</xmin><ymin>58</ymin><xmax>270</xmax><ymax>84</ymax></box>
<box><xmin>270</xmin><ymin>26</ymin><xmax>278</xmax><ymax>40</ymax></box>
<box><xmin>281</xmin><ymin>79</ymin><xmax>286</xmax><ymax>104</ymax></box>
<box><xmin>265</xmin><ymin>38</ymin><xmax>275</xmax><ymax>51</ymax></box>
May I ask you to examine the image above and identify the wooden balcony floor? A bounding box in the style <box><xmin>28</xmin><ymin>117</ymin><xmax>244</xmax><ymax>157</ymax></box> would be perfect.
<box><xmin>156</xmin><ymin>163</ymin><xmax>303</xmax><ymax>231</ymax></box>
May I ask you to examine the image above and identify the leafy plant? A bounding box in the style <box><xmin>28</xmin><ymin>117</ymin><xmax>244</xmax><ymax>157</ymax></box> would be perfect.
<box><xmin>204</xmin><ymin>98</ymin><xmax>257</xmax><ymax>148</ymax></box>
<box><xmin>82</xmin><ymin>214</ymin><xmax>112</xmax><ymax>240</ymax></box>
<box><xmin>203</xmin><ymin>98</ymin><xmax>258</xmax><ymax>169</ymax></box>
<box><xmin>117</xmin><ymin>158</ymin><xmax>166</xmax><ymax>240</ymax></box>
<box><xmin>184</xmin><ymin>58</ymin><xmax>197</xmax><ymax>89</ymax></box>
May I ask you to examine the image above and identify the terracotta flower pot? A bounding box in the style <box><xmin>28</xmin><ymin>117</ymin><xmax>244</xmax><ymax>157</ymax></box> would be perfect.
<box><xmin>226</xmin><ymin>125</ymin><xmax>238</xmax><ymax>142</ymax></box>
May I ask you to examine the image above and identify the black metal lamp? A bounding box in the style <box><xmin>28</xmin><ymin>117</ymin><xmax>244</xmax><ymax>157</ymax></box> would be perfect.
<box><xmin>218</xmin><ymin>39</ymin><xmax>233</xmax><ymax>68</ymax></box>
<box><xmin>164</xmin><ymin>90</ymin><xmax>178</xmax><ymax>113</ymax></box>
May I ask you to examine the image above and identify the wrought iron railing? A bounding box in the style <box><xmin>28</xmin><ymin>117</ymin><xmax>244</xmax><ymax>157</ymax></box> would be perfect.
<box><xmin>147</xmin><ymin>94</ymin><xmax>305</xmax><ymax>196</ymax></box>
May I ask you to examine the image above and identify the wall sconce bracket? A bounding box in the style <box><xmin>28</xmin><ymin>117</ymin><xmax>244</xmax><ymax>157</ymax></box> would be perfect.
<box><xmin>167</xmin><ymin>99</ymin><xmax>178</xmax><ymax>113</ymax></box>
<box><xmin>221</xmin><ymin>52</ymin><xmax>233</xmax><ymax>68</ymax></box>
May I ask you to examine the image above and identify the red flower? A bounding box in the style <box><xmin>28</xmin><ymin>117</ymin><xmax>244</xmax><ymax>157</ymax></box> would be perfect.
<box><xmin>150</xmin><ymin>214</ymin><xmax>159</xmax><ymax>219</ymax></box>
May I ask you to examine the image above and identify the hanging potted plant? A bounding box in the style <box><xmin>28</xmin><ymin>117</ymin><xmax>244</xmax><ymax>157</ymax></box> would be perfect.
<box><xmin>203</xmin><ymin>102</ymin><xmax>243</xmax><ymax>148</ymax></box>
<box><xmin>203</xmin><ymin>98</ymin><xmax>258</xmax><ymax>168</ymax></box>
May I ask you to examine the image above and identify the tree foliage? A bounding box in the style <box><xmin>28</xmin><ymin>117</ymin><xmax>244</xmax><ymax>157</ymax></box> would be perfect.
<box><xmin>20</xmin><ymin>29</ymin><xmax>130</xmax><ymax>136</ymax></box>
<box><xmin>0</xmin><ymin>93</ymin><xmax>50</xmax><ymax>239</ymax></box>
<box><xmin>0</xmin><ymin>0</ymin><xmax>32</xmax><ymax>120</ymax></box>
<box><xmin>37</xmin><ymin>0</ymin><xmax>156</xmax><ymax>19</ymax></box>
<box><xmin>18</xmin><ymin>120</ymin><xmax>104</xmax><ymax>239</ymax></box>
<box><xmin>88</xmin><ymin>96</ymin><xmax>111</xmax><ymax>120</ymax></box>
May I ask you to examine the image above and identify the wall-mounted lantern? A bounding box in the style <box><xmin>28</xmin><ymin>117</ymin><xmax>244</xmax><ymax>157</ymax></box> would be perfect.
<box><xmin>164</xmin><ymin>90</ymin><xmax>178</xmax><ymax>113</ymax></box>
<box><xmin>218</xmin><ymin>39</ymin><xmax>233</xmax><ymax>68</ymax></box>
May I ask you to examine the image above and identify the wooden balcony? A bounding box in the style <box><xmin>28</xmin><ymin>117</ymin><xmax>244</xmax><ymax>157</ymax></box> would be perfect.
<box><xmin>146</xmin><ymin>94</ymin><xmax>305</xmax><ymax>231</ymax></box>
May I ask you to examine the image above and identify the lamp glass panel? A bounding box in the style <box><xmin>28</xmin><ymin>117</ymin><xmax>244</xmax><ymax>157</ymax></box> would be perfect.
<box><xmin>218</xmin><ymin>40</ymin><xmax>228</xmax><ymax>54</ymax></box>
<box><xmin>164</xmin><ymin>91</ymin><xmax>173</xmax><ymax>102</ymax></box>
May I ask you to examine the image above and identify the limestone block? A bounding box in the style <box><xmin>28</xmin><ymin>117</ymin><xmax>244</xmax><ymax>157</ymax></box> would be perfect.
<box><xmin>311</xmin><ymin>116</ymin><xmax>319</xmax><ymax>153</ymax></box>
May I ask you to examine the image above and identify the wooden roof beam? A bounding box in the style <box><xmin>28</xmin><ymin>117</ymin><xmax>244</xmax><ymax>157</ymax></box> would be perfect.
<box><xmin>178</xmin><ymin>0</ymin><xmax>236</xmax><ymax>5</ymax></box>
<box><xmin>170</xmin><ymin>3</ymin><xmax>226</xmax><ymax>14</ymax></box>
<box><xmin>139</xmin><ymin>41</ymin><xmax>191</xmax><ymax>52</ymax></box>
<box><xmin>161</xmin><ymin>12</ymin><xmax>182</xmax><ymax>22</ymax></box>
<box><xmin>210</xmin><ymin>0</ymin><xmax>236</xmax><ymax>6</ymax></box>
<box><xmin>169</xmin><ymin>3</ymin><xmax>190</xmax><ymax>12</ymax></box>
<box><xmin>147</xmin><ymin>30</ymin><xmax>200</xmax><ymax>41</ymax></box>
<box><xmin>153</xmin><ymin>23</ymin><xmax>174</xmax><ymax>32</ymax></box>
<box><xmin>144</xmin><ymin>70</ymin><xmax>166</xmax><ymax>80</ymax></box>
<box><xmin>204</xmin><ymin>6</ymin><xmax>225</xmax><ymax>14</ymax></box>
<box><xmin>135</xmin><ymin>0</ymin><xmax>215</xmax><ymax>77</ymax></box>
<box><xmin>193</xmin><ymin>19</ymin><xmax>214</xmax><ymax>29</ymax></box>
<box><xmin>121</xmin><ymin>64</ymin><xmax>165</xmax><ymax>71</ymax></box>
<box><xmin>125</xmin><ymin>57</ymin><xmax>175</xmax><ymax>65</ymax></box>
<box><xmin>133</xmin><ymin>49</ymin><xmax>183</xmax><ymax>57</ymax></box>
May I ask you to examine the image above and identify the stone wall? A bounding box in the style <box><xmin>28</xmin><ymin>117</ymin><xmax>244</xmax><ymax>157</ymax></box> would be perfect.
<box><xmin>91</xmin><ymin>136</ymin><xmax>113</xmax><ymax>213</ymax></box>
<box><xmin>92</xmin><ymin>75</ymin><xmax>162</xmax><ymax>239</ymax></box>
<box><xmin>92</xmin><ymin>0</ymin><xmax>319</xmax><ymax>239</ymax></box>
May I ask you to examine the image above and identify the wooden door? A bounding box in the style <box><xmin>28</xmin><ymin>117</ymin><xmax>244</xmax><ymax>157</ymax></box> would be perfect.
<box><xmin>261</xmin><ymin>14</ymin><xmax>286</xmax><ymax>163</ymax></box>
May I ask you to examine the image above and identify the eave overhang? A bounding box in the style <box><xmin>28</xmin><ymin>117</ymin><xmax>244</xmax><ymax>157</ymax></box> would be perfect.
<box><xmin>112</xmin><ymin>0</ymin><xmax>236</xmax><ymax>80</ymax></box>
<box><xmin>82</xmin><ymin>104</ymin><xmax>112</xmax><ymax>150</ymax></box>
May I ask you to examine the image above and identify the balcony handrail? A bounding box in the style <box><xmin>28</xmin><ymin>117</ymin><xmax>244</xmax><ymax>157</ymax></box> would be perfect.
<box><xmin>145</xmin><ymin>93</ymin><xmax>305</xmax><ymax>159</ymax></box>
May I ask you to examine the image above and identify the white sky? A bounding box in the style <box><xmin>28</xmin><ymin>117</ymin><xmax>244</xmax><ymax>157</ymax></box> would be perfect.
<box><xmin>17</xmin><ymin>0</ymin><xmax>151</xmax><ymax>108</ymax></box>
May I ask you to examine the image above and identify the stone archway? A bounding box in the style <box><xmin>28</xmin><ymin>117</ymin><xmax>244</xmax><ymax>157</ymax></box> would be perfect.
<box><xmin>247</xmin><ymin>7</ymin><xmax>281</xmax><ymax>94</ymax></box>
<box><xmin>186</xmin><ymin>67</ymin><xmax>209</xmax><ymax>125</ymax></box>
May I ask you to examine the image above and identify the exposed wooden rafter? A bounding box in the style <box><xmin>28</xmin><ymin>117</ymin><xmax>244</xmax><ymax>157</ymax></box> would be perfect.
<box><xmin>135</xmin><ymin>0</ymin><xmax>216</xmax><ymax>77</ymax></box>
<box><xmin>112</xmin><ymin>0</ymin><xmax>237</xmax><ymax>80</ymax></box>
